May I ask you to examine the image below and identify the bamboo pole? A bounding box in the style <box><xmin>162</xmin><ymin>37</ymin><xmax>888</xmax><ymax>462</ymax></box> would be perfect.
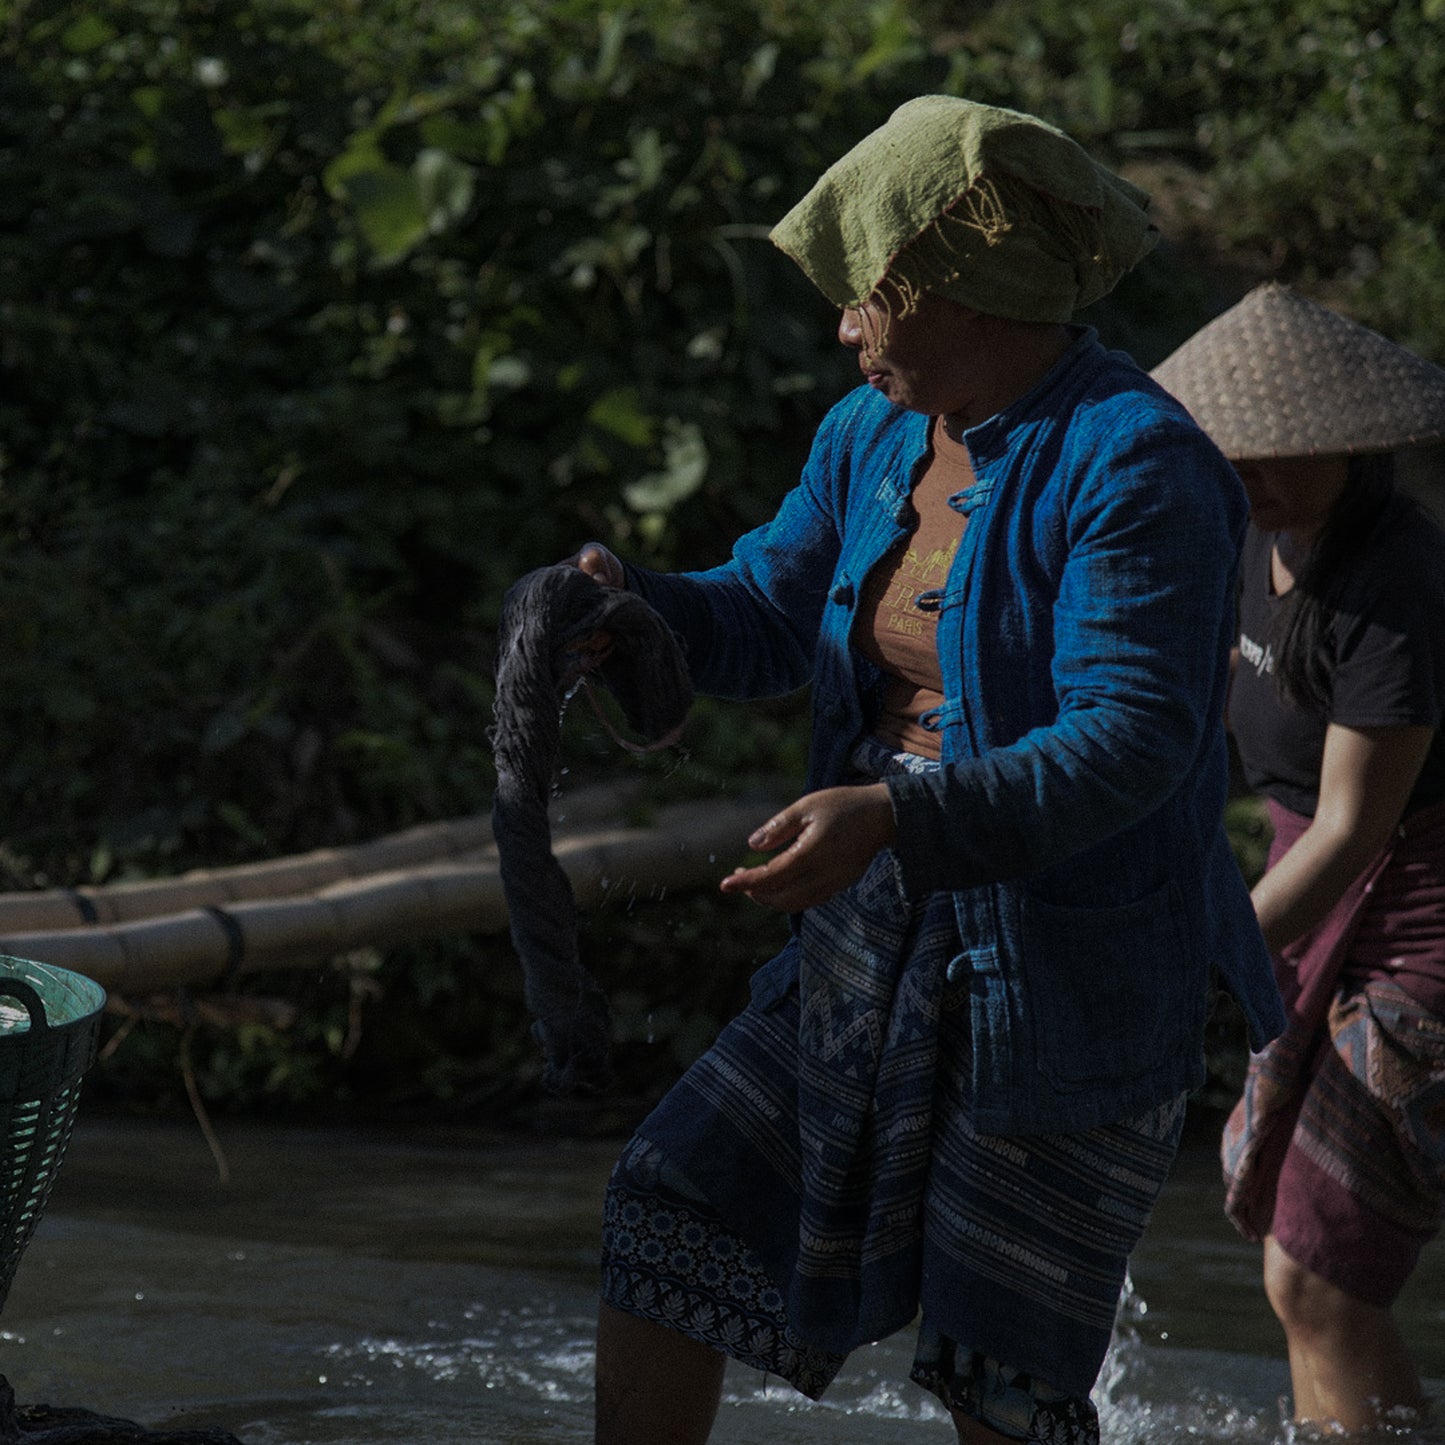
<box><xmin>0</xmin><ymin>796</ymin><xmax>777</xmax><ymax>994</ymax></box>
<box><xmin>0</xmin><ymin>778</ymin><xmax>648</xmax><ymax>933</ymax></box>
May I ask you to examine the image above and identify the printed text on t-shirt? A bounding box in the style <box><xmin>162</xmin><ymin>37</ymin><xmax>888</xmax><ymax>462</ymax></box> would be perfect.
<box><xmin>1239</xmin><ymin>630</ymin><xmax>1274</xmax><ymax>677</ymax></box>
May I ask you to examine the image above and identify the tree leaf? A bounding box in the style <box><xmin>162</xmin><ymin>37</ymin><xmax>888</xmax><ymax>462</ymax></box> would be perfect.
<box><xmin>624</xmin><ymin>420</ymin><xmax>708</xmax><ymax>512</ymax></box>
<box><xmin>587</xmin><ymin>387</ymin><xmax>656</xmax><ymax>447</ymax></box>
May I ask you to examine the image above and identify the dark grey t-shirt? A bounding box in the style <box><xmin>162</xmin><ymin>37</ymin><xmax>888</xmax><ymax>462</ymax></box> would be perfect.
<box><xmin>1230</xmin><ymin>506</ymin><xmax>1445</xmax><ymax>819</ymax></box>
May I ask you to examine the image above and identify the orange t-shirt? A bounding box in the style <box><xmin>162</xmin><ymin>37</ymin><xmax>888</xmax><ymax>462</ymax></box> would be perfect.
<box><xmin>854</xmin><ymin>417</ymin><xmax>975</xmax><ymax>758</ymax></box>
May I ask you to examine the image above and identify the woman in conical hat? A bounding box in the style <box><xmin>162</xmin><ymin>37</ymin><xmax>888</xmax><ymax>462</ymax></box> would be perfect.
<box><xmin>1155</xmin><ymin>283</ymin><xmax>1445</xmax><ymax>1432</ymax></box>
<box><xmin>551</xmin><ymin>96</ymin><xmax>1284</xmax><ymax>1443</ymax></box>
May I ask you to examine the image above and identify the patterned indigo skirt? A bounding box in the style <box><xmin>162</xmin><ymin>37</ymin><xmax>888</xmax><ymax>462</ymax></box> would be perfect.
<box><xmin>600</xmin><ymin>744</ymin><xmax>1187</xmax><ymax>1440</ymax></box>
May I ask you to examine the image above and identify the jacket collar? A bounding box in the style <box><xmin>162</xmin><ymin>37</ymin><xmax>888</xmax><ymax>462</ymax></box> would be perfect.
<box><xmin>961</xmin><ymin>325</ymin><xmax>1100</xmax><ymax>463</ymax></box>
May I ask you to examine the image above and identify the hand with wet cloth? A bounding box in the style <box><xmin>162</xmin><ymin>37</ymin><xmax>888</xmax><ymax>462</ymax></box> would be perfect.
<box><xmin>720</xmin><ymin>782</ymin><xmax>896</xmax><ymax>913</ymax></box>
<box><xmin>563</xmin><ymin>540</ymin><xmax>626</xmax><ymax>668</ymax></box>
<box><xmin>569</xmin><ymin>541</ymin><xmax>626</xmax><ymax>588</ymax></box>
<box><xmin>567</xmin><ymin>539</ymin><xmax>898</xmax><ymax>914</ymax></box>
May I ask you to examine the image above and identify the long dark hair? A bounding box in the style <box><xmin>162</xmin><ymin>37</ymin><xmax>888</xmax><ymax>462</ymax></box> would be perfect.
<box><xmin>1272</xmin><ymin>452</ymin><xmax>1399</xmax><ymax>711</ymax></box>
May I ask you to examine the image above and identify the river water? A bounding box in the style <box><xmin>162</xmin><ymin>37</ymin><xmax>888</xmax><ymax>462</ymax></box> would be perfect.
<box><xmin>2</xmin><ymin>1115</ymin><xmax>1441</xmax><ymax>1443</ymax></box>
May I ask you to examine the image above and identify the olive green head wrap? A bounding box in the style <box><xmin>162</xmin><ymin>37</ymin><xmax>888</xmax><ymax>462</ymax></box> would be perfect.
<box><xmin>770</xmin><ymin>95</ymin><xmax>1158</xmax><ymax>323</ymax></box>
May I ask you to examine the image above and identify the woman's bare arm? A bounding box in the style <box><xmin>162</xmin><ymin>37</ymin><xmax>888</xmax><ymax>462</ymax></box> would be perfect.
<box><xmin>1251</xmin><ymin>722</ymin><xmax>1434</xmax><ymax>952</ymax></box>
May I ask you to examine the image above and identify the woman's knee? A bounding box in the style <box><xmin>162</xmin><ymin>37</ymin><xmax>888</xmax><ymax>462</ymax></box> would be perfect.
<box><xmin>1262</xmin><ymin>1236</ymin><xmax>1367</xmax><ymax>1338</ymax></box>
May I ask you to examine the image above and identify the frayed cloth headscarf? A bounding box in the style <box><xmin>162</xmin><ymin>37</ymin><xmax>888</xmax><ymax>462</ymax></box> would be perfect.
<box><xmin>770</xmin><ymin>95</ymin><xmax>1157</xmax><ymax>323</ymax></box>
<box><xmin>489</xmin><ymin>564</ymin><xmax>692</xmax><ymax>1094</ymax></box>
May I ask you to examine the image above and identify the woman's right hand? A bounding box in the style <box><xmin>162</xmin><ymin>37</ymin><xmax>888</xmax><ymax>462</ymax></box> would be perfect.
<box><xmin>567</xmin><ymin>541</ymin><xmax>626</xmax><ymax>589</ymax></box>
<box><xmin>562</xmin><ymin>542</ymin><xmax>625</xmax><ymax>671</ymax></box>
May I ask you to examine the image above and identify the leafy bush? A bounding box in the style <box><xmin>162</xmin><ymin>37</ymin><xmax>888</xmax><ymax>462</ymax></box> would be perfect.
<box><xmin>922</xmin><ymin>0</ymin><xmax>1445</xmax><ymax>356</ymax></box>
<box><xmin>2</xmin><ymin>0</ymin><xmax>898</xmax><ymax>877</ymax></box>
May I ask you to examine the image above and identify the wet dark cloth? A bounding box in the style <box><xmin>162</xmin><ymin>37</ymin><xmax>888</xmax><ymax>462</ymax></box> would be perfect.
<box><xmin>0</xmin><ymin>1377</ymin><xmax>241</xmax><ymax>1444</ymax></box>
<box><xmin>1222</xmin><ymin>798</ymin><xmax>1445</xmax><ymax>1304</ymax></box>
<box><xmin>489</xmin><ymin>564</ymin><xmax>692</xmax><ymax>1093</ymax></box>
<box><xmin>1230</xmin><ymin>516</ymin><xmax>1445</xmax><ymax>819</ymax></box>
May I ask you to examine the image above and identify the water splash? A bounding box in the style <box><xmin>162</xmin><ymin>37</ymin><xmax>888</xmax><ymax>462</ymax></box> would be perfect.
<box><xmin>1089</xmin><ymin>1274</ymin><xmax>1445</xmax><ymax>1445</ymax></box>
<box><xmin>1098</xmin><ymin>1272</ymin><xmax>1287</xmax><ymax>1444</ymax></box>
<box><xmin>1097</xmin><ymin>1269</ymin><xmax>1150</xmax><ymax>1407</ymax></box>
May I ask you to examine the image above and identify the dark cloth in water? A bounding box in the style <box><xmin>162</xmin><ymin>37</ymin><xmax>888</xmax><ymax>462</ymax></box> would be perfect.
<box><xmin>0</xmin><ymin>1376</ymin><xmax>241</xmax><ymax>1444</ymax></box>
<box><xmin>489</xmin><ymin>563</ymin><xmax>692</xmax><ymax>1094</ymax></box>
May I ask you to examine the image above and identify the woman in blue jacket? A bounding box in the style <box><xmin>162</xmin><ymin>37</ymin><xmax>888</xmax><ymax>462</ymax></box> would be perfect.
<box><xmin>576</xmin><ymin>96</ymin><xmax>1284</xmax><ymax>1444</ymax></box>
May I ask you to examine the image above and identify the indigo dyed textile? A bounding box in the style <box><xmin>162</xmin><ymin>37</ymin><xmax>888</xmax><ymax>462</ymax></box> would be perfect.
<box><xmin>608</xmin><ymin>918</ymin><xmax>1184</xmax><ymax>1401</ymax></box>
<box><xmin>489</xmin><ymin>564</ymin><xmax>692</xmax><ymax>1093</ymax></box>
<box><xmin>625</xmin><ymin>330</ymin><xmax>1283</xmax><ymax>1132</ymax></box>
<box><xmin>625</xmin><ymin>745</ymin><xmax>1185</xmax><ymax>1400</ymax></box>
<box><xmin>600</xmin><ymin>1137</ymin><xmax>1107</xmax><ymax>1441</ymax></box>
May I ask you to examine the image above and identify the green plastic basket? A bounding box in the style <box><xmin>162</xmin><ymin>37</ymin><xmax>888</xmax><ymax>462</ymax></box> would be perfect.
<box><xmin>0</xmin><ymin>956</ymin><xmax>106</xmax><ymax>1314</ymax></box>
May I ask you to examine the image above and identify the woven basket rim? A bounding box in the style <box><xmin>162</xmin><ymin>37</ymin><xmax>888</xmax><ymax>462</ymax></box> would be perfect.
<box><xmin>0</xmin><ymin>957</ymin><xmax>105</xmax><ymax>1028</ymax></box>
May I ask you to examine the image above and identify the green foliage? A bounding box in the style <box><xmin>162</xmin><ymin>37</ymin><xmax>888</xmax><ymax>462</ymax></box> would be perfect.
<box><xmin>923</xmin><ymin>0</ymin><xmax>1445</xmax><ymax>358</ymax></box>
<box><xmin>4</xmin><ymin>0</ymin><xmax>1439</xmax><ymax>1117</ymax></box>
<box><xmin>0</xmin><ymin>0</ymin><xmax>937</xmax><ymax>884</ymax></box>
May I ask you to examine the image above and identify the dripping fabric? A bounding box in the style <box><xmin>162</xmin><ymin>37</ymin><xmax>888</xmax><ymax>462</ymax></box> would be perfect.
<box><xmin>489</xmin><ymin>564</ymin><xmax>693</xmax><ymax>1093</ymax></box>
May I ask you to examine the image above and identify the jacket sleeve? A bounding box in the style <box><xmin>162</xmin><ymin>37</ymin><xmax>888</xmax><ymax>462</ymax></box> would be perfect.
<box><xmin>621</xmin><ymin>402</ymin><xmax>855</xmax><ymax>701</ymax></box>
<box><xmin>888</xmin><ymin>414</ymin><xmax>1247</xmax><ymax>894</ymax></box>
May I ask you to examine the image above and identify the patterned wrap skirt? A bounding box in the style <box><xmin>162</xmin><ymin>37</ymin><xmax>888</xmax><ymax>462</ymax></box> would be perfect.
<box><xmin>1223</xmin><ymin>800</ymin><xmax>1445</xmax><ymax>1306</ymax></box>
<box><xmin>600</xmin><ymin>742</ymin><xmax>1188</xmax><ymax>1438</ymax></box>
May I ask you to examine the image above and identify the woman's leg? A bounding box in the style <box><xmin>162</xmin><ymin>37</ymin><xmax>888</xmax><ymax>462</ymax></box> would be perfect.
<box><xmin>948</xmin><ymin>1408</ymin><xmax>1015</xmax><ymax>1444</ymax></box>
<box><xmin>1263</xmin><ymin>1235</ymin><xmax>1424</xmax><ymax>1429</ymax></box>
<box><xmin>594</xmin><ymin>1302</ymin><xmax>727</xmax><ymax>1445</ymax></box>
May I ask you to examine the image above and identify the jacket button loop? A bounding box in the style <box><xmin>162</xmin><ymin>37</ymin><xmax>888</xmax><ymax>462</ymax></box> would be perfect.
<box><xmin>830</xmin><ymin>581</ymin><xmax>855</xmax><ymax>606</ymax></box>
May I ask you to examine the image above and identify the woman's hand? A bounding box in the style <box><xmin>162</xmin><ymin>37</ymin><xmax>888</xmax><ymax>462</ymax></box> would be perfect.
<box><xmin>566</xmin><ymin>541</ymin><xmax>626</xmax><ymax>589</ymax></box>
<box><xmin>1252</xmin><ymin>721</ymin><xmax>1434</xmax><ymax>953</ymax></box>
<box><xmin>562</xmin><ymin>541</ymin><xmax>626</xmax><ymax>668</ymax></box>
<box><xmin>720</xmin><ymin>782</ymin><xmax>897</xmax><ymax>913</ymax></box>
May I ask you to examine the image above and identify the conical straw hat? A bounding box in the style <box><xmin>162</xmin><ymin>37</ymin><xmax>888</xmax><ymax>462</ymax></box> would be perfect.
<box><xmin>1150</xmin><ymin>282</ymin><xmax>1445</xmax><ymax>460</ymax></box>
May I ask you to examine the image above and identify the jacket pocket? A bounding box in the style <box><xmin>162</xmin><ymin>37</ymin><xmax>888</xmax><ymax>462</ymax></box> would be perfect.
<box><xmin>1021</xmin><ymin>881</ymin><xmax>1192</xmax><ymax>1091</ymax></box>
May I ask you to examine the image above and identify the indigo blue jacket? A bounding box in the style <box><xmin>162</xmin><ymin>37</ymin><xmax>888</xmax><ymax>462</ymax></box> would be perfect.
<box><xmin>627</xmin><ymin>329</ymin><xmax>1285</xmax><ymax>1132</ymax></box>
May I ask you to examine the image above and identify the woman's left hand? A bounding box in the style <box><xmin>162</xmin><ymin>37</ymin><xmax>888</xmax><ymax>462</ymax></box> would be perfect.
<box><xmin>720</xmin><ymin>782</ymin><xmax>897</xmax><ymax>912</ymax></box>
